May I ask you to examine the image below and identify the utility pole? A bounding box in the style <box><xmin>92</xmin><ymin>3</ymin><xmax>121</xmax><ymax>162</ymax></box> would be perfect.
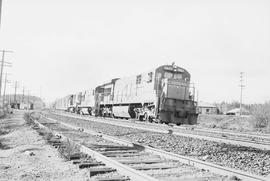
<box><xmin>2</xmin><ymin>73</ymin><xmax>10</xmax><ymax>106</ymax></box>
<box><xmin>239</xmin><ymin>72</ymin><xmax>245</xmax><ymax>116</ymax></box>
<box><xmin>27</xmin><ymin>90</ymin><xmax>30</xmax><ymax>110</ymax></box>
<box><xmin>0</xmin><ymin>50</ymin><xmax>12</xmax><ymax>106</ymax></box>
<box><xmin>22</xmin><ymin>86</ymin><xmax>25</xmax><ymax>103</ymax></box>
<box><xmin>14</xmin><ymin>81</ymin><xmax>18</xmax><ymax>106</ymax></box>
<box><xmin>0</xmin><ymin>0</ymin><xmax>2</xmax><ymax>28</ymax></box>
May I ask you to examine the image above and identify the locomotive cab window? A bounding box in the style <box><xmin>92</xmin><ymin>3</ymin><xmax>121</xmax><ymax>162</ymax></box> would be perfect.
<box><xmin>174</xmin><ymin>73</ymin><xmax>183</xmax><ymax>79</ymax></box>
<box><xmin>164</xmin><ymin>72</ymin><xmax>173</xmax><ymax>79</ymax></box>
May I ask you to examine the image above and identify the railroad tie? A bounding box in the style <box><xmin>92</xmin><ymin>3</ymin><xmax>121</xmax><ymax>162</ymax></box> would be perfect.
<box><xmin>132</xmin><ymin>164</ymin><xmax>178</xmax><ymax>170</ymax></box>
<box><xmin>79</xmin><ymin>162</ymin><xmax>105</xmax><ymax>169</ymax></box>
<box><xmin>105</xmin><ymin>153</ymin><xmax>145</xmax><ymax>157</ymax></box>
<box><xmin>48</xmin><ymin>139</ymin><xmax>61</xmax><ymax>144</ymax></box>
<box><xmin>89</xmin><ymin>167</ymin><xmax>117</xmax><ymax>177</ymax></box>
<box><xmin>97</xmin><ymin>176</ymin><xmax>130</xmax><ymax>181</ymax></box>
<box><xmin>69</xmin><ymin>153</ymin><xmax>82</xmax><ymax>160</ymax></box>
<box><xmin>102</xmin><ymin>147</ymin><xmax>136</xmax><ymax>151</ymax></box>
<box><xmin>73</xmin><ymin>158</ymin><xmax>95</xmax><ymax>164</ymax></box>
<box><xmin>100</xmin><ymin>150</ymin><xmax>139</xmax><ymax>155</ymax></box>
<box><xmin>118</xmin><ymin>159</ymin><xmax>163</xmax><ymax>164</ymax></box>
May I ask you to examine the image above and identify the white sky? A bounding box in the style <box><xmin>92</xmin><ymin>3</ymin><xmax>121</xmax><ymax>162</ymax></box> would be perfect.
<box><xmin>0</xmin><ymin>0</ymin><xmax>269</xmax><ymax>104</ymax></box>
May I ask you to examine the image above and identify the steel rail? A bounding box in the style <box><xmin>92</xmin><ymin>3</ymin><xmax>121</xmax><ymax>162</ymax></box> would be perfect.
<box><xmin>54</xmin><ymin>112</ymin><xmax>270</xmax><ymax>140</ymax></box>
<box><xmin>59</xmin><ymin>111</ymin><xmax>270</xmax><ymax>140</ymax></box>
<box><xmin>32</xmin><ymin>115</ymin><xmax>158</xmax><ymax>181</ymax></box>
<box><xmin>174</xmin><ymin>126</ymin><xmax>270</xmax><ymax>140</ymax></box>
<box><xmin>40</xmin><ymin>114</ymin><xmax>268</xmax><ymax>181</ymax></box>
<box><xmin>51</xmin><ymin>112</ymin><xmax>270</xmax><ymax>150</ymax></box>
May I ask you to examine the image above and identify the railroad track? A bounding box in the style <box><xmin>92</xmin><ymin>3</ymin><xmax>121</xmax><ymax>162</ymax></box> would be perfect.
<box><xmin>50</xmin><ymin>111</ymin><xmax>270</xmax><ymax>150</ymax></box>
<box><xmin>36</xmin><ymin>112</ymin><xmax>268</xmax><ymax>181</ymax></box>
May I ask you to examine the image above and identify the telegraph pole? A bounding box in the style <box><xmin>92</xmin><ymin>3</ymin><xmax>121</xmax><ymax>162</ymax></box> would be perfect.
<box><xmin>239</xmin><ymin>72</ymin><xmax>245</xmax><ymax>116</ymax></box>
<box><xmin>27</xmin><ymin>90</ymin><xmax>30</xmax><ymax>110</ymax></box>
<box><xmin>2</xmin><ymin>73</ymin><xmax>10</xmax><ymax>106</ymax></box>
<box><xmin>22</xmin><ymin>86</ymin><xmax>25</xmax><ymax>103</ymax></box>
<box><xmin>14</xmin><ymin>81</ymin><xmax>18</xmax><ymax>105</ymax></box>
<box><xmin>40</xmin><ymin>86</ymin><xmax>42</xmax><ymax>100</ymax></box>
<box><xmin>0</xmin><ymin>0</ymin><xmax>2</xmax><ymax>28</ymax></box>
<box><xmin>0</xmin><ymin>50</ymin><xmax>12</xmax><ymax>106</ymax></box>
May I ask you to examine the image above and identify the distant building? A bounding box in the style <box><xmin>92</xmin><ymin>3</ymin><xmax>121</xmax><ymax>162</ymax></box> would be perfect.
<box><xmin>10</xmin><ymin>102</ymin><xmax>34</xmax><ymax>110</ymax></box>
<box><xmin>3</xmin><ymin>94</ymin><xmax>44</xmax><ymax>110</ymax></box>
<box><xmin>198</xmin><ymin>101</ymin><xmax>219</xmax><ymax>114</ymax></box>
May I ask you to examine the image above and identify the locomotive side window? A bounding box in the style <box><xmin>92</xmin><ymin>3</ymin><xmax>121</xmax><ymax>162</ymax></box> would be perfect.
<box><xmin>147</xmin><ymin>72</ymin><xmax>153</xmax><ymax>83</ymax></box>
<box><xmin>104</xmin><ymin>88</ymin><xmax>111</xmax><ymax>95</ymax></box>
<box><xmin>136</xmin><ymin>75</ymin><xmax>142</xmax><ymax>84</ymax></box>
<box><xmin>81</xmin><ymin>93</ymin><xmax>86</xmax><ymax>101</ymax></box>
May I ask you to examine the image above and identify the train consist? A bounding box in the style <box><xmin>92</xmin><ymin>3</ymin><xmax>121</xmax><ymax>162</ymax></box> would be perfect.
<box><xmin>54</xmin><ymin>64</ymin><xmax>198</xmax><ymax>125</ymax></box>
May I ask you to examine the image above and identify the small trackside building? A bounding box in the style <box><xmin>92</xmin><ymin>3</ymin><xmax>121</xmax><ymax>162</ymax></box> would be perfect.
<box><xmin>197</xmin><ymin>101</ymin><xmax>219</xmax><ymax>114</ymax></box>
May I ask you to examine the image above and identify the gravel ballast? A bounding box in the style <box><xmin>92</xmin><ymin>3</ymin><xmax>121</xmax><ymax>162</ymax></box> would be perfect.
<box><xmin>45</xmin><ymin>112</ymin><xmax>270</xmax><ymax>176</ymax></box>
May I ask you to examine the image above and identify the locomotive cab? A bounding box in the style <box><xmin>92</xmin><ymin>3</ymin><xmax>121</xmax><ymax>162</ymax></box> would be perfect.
<box><xmin>155</xmin><ymin>65</ymin><xmax>197</xmax><ymax>125</ymax></box>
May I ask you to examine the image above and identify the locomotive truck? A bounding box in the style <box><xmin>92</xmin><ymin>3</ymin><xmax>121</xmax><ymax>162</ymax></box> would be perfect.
<box><xmin>54</xmin><ymin>64</ymin><xmax>198</xmax><ymax>125</ymax></box>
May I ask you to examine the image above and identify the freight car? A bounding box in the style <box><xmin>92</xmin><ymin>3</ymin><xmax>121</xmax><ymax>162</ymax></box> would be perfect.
<box><xmin>54</xmin><ymin>63</ymin><xmax>198</xmax><ymax>125</ymax></box>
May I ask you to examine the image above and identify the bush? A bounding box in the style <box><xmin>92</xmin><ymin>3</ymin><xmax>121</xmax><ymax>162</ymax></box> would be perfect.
<box><xmin>250</xmin><ymin>102</ymin><xmax>270</xmax><ymax>130</ymax></box>
<box><xmin>58</xmin><ymin>139</ymin><xmax>80</xmax><ymax>160</ymax></box>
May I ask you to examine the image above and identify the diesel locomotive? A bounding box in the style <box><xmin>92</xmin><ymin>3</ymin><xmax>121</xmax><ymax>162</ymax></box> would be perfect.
<box><xmin>54</xmin><ymin>64</ymin><xmax>198</xmax><ymax>125</ymax></box>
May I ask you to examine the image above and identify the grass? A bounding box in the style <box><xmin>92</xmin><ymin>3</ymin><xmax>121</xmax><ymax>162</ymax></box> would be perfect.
<box><xmin>24</xmin><ymin>111</ymin><xmax>81</xmax><ymax>160</ymax></box>
<box><xmin>58</xmin><ymin>138</ymin><xmax>81</xmax><ymax>160</ymax></box>
<box><xmin>250</xmin><ymin>102</ymin><xmax>270</xmax><ymax>132</ymax></box>
<box><xmin>24</xmin><ymin>112</ymin><xmax>35</xmax><ymax>126</ymax></box>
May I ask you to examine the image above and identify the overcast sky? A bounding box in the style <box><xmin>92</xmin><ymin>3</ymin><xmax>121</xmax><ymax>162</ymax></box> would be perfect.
<box><xmin>0</xmin><ymin>0</ymin><xmax>269</xmax><ymax>104</ymax></box>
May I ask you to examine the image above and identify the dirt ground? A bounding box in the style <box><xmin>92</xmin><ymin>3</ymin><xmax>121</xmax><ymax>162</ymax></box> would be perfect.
<box><xmin>0</xmin><ymin>110</ymin><xmax>89</xmax><ymax>181</ymax></box>
<box><xmin>197</xmin><ymin>114</ymin><xmax>259</xmax><ymax>132</ymax></box>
